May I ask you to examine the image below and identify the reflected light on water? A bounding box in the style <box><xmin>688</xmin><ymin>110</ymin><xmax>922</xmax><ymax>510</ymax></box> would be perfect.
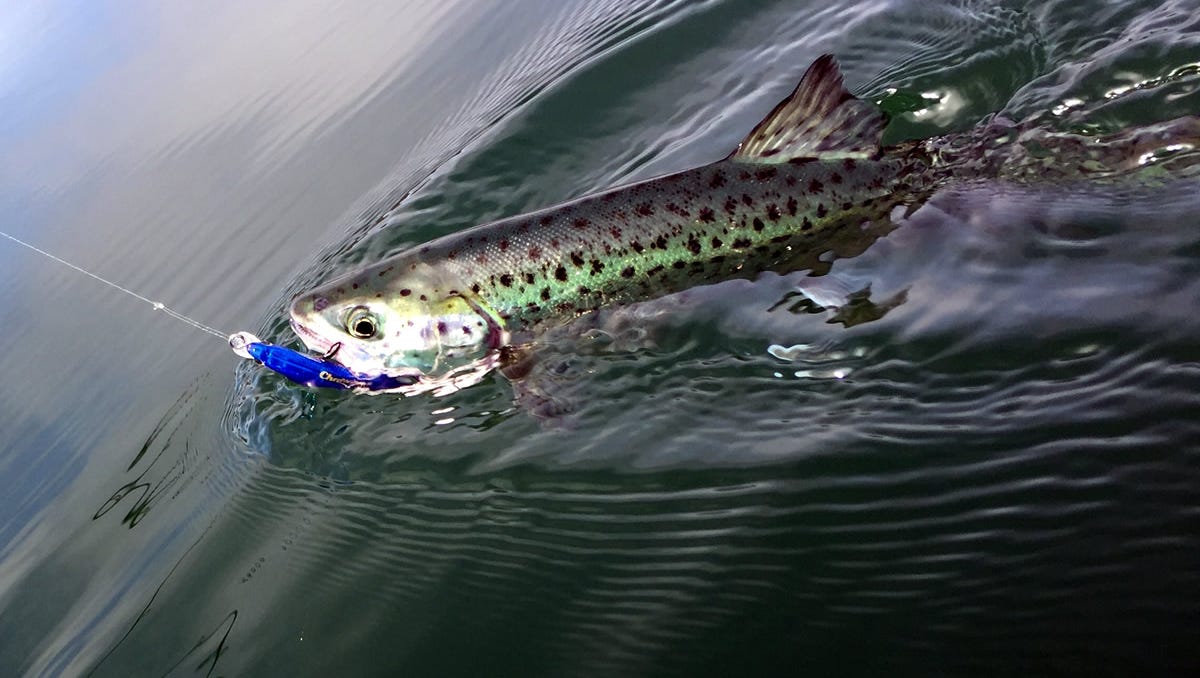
<box><xmin>0</xmin><ymin>0</ymin><xmax>470</xmax><ymax>196</ymax></box>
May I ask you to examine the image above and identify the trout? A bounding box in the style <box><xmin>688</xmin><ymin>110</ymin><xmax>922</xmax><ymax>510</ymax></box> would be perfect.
<box><xmin>289</xmin><ymin>55</ymin><xmax>1199</xmax><ymax>390</ymax></box>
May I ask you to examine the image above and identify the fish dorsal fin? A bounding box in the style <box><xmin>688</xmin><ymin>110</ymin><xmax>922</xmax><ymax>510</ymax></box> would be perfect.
<box><xmin>731</xmin><ymin>55</ymin><xmax>887</xmax><ymax>163</ymax></box>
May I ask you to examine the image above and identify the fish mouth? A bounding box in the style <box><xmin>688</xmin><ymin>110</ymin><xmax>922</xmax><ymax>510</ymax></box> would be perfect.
<box><xmin>290</xmin><ymin>318</ymin><xmax>334</xmax><ymax>356</ymax></box>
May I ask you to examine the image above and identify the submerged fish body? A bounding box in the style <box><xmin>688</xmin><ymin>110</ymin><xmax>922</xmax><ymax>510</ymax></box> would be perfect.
<box><xmin>289</xmin><ymin>55</ymin><xmax>1200</xmax><ymax>388</ymax></box>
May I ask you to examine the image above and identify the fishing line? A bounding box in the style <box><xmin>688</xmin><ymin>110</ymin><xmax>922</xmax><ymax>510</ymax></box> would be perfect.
<box><xmin>0</xmin><ymin>228</ymin><xmax>228</xmax><ymax>339</ymax></box>
<box><xmin>0</xmin><ymin>227</ymin><xmax>415</xmax><ymax>392</ymax></box>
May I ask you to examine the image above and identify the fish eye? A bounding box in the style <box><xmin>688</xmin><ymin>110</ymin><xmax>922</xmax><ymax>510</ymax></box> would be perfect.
<box><xmin>345</xmin><ymin>308</ymin><xmax>379</xmax><ymax>339</ymax></box>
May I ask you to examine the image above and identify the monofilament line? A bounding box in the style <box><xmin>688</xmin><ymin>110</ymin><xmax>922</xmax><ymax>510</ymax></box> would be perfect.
<box><xmin>0</xmin><ymin>229</ymin><xmax>228</xmax><ymax>340</ymax></box>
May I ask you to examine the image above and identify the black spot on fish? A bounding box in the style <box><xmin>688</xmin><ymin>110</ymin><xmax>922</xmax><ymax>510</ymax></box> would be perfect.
<box><xmin>539</xmin><ymin>215</ymin><xmax>553</xmax><ymax>226</ymax></box>
<box><xmin>732</xmin><ymin>238</ymin><xmax>751</xmax><ymax>248</ymax></box>
<box><xmin>399</xmin><ymin>289</ymin><xmax>411</xmax><ymax>297</ymax></box>
<box><xmin>698</xmin><ymin>207</ymin><xmax>715</xmax><ymax>223</ymax></box>
<box><xmin>555</xmin><ymin>266</ymin><xmax>568</xmax><ymax>281</ymax></box>
<box><xmin>590</xmin><ymin>260</ymin><xmax>604</xmax><ymax>274</ymax></box>
<box><xmin>499</xmin><ymin>274</ymin><xmax>513</xmax><ymax>287</ymax></box>
<box><xmin>724</xmin><ymin>196</ymin><xmax>738</xmax><ymax>215</ymax></box>
<box><xmin>529</xmin><ymin>246</ymin><xmax>542</xmax><ymax>260</ymax></box>
<box><xmin>816</xmin><ymin>204</ymin><xmax>828</xmax><ymax>218</ymax></box>
<box><xmin>711</xmin><ymin>236</ymin><xmax>723</xmax><ymax>249</ymax></box>
<box><xmin>540</xmin><ymin>287</ymin><xmax>551</xmax><ymax>301</ymax></box>
<box><xmin>351</xmin><ymin>283</ymin><xmax>358</xmax><ymax>290</ymax></box>
<box><xmin>742</xmin><ymin>194</ymin><xmax>754</xmax><ymax>207</ymax></box>
<box><xmin>709</xmin><ymin>171</ymin><xmax>726</xmax><ymax>188</ymax></box>
<box><xmin>419</xmin><ymin>294</ymin><xmax>428</xmax><ymax>301</ymax></box>
<box><xmin>570</xmin><ymin>252</ymin><xmax>584</xmax><ymax>267</ymax></box>
<box><xmin>755</xmin><ymin>167</ymin><xmax>777</xmax><ymax>181</ymax></box>
<box><xmin>786</xmin><ymin>197</ymin><xmax>798</xmax><ymax>216</ymax></box>
<box><xmin>573</xmin><ymin>217</ymin><xmax>590</xmax><ymax>229</ymax></box>
<box><xmin>653</xmin><ymin>235</ymin><xmax>668</xmax><ymax>250</ymax></box>
<box><xmin>771</xmin><ymin>234</ymin><xmax>790</xmax><ymax>243</ymax></box>
<box><xmin>620</xmin><ymin>265</ymin><xmax>635</xmax><ymax>278</ymax></box>
<box><xmin>686</xmin><ymin>235</ymin><xmax>701</xmax><ymax>255</ymax></box>
<box><xmin>801</xmin><ymin>218</ymin><xmax>813</xmax><ymax>231</ymax></box>
<box><xmin>672</xmin><ymin>260</ymin><xmax>686</xmax><ymax>269</ymax></box>
<box><xmin>471</xmin><ymin>283</ymin><xmax>482</xmax><ymax>294</ymax></box>
<box><xmin>766</xmin><ymin>204</ymin><xmax>781</xmax><ymax>222</ymax></box>
<box><xmin>808</xmin><ymin>178</ymin><xmax>823</xmax><ymax>192</ymax></box>
<box><xmin>752</xmin><ymin>217</ymin><xmax>765</xmax><ymax>232</ymax></box>
<box><xmin>523</xmin><ymin>272</ymin><xmax>535</xmax><ymax>284</ymax></box>
<box><xmin>841</xmin><ymin>201</ymin><xmax>853</xmax><ymax>211</ymax></box>
<box><xmin>578</xmin><ymin>286</ymin><xmax>590</xmax><ymax>296</ymax></box>
<box><xmin>666</xmin><ymin>202</ymin><xmax>687</xmax><ymax>217</ymax></box>
<box><xmin>647</xmin><ymin>264</ymin><xmax>665</xmax><ymax>277</ymax></box>
<box><xmin>436</xmin><ymin>321</ymin><xmax>447</xmax><ymax>335</ymax></box>
<box><xmin>636</xmin><ymin>203</ymin><xmax>654</xmax><ymax>216</ymax></box>
<box><xmin>843</xmin><ymin>158</ymin><xmax>857</xmax><ymax>171</ymax></box>
<box><xmin>463</xmin><ymin>326</ymin><xmax>472</xmax><ymax>335</ymax></box>
<box><xmin>631</xmin><ymin>241</ymin><xmax>645</xmax><ymax>253</ymax></box>
<box><xmin>789</xmin><ymin>157</ymin><xmax>816</xmax><ymax>166</ymax></box>
<box><xmin>831</xmin><ymin>172</ymin><xmax>843</xmax><ymax>184</ymax></box>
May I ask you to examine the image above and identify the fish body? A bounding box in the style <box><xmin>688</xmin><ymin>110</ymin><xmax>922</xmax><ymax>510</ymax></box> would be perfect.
<box><xmin>289</xmin><ymin>55</ymin><xmax>1199</xmax><ymax>387</ymax></box>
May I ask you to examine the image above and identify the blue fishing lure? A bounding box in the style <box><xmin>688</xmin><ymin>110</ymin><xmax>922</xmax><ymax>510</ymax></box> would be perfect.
<box><xmin>229</xmin><ymin>332</ymin><xmax>417</xmax><ymax>391</ymax></box>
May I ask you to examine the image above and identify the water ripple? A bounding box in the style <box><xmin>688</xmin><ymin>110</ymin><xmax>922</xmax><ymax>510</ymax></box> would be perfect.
<box><xmin>216</xmin><ymin>2</ymin><xmax>1200</xmax><ymax>674</ymax></box>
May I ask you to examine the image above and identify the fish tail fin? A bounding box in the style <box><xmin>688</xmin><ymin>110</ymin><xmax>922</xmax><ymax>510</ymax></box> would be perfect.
<box><xmin>993</xmin><ymin>115</ymin><xmax>1200</xmax><ymax>182</ymax></box>
<box><xmin>1105</xmin><ymin>115</ymin><xmax>1200</xmax><ymax>171</ymax></box>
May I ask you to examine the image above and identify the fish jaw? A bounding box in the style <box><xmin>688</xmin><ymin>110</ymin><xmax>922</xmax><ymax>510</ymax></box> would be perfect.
<box><xmin>289</xmin><ymin>314</ymin><xmax>338</xmax><ymax>357</ymax></box>
<box><xmin>288</xmin><ymin>261</ymin><xmax>507</xmax><ymax>378</ymax></box>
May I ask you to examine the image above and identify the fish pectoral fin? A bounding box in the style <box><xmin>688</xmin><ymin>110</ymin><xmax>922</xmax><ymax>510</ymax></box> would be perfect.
<box><xmin>730</xmin><ymin>54</ymin><xmax>888</xmax><ymax>164</ymax></box>
<box><xmin>499</xmin><ymin>346</ymin><xmax>582</xmax><ymax>425</ymax></box>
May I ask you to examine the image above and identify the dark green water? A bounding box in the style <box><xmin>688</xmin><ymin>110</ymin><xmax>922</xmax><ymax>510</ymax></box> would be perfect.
<box><xmin>2</xmin><ymin>1</ymin><xmax>1200</xmax><ymax>675</ymax></box>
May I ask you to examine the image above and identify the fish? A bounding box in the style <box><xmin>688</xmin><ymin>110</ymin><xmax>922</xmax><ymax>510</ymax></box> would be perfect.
<box><xmin>289</xmin><ymin>54</ymin><xmax>1200</xmax><ymax>392</ymax></box>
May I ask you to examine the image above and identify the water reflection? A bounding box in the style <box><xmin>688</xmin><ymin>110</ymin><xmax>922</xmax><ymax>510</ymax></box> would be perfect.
<box><xmin>93</xmin><ymin>387</ymin><xmax>206</xmax><ymax>528</ymax></box>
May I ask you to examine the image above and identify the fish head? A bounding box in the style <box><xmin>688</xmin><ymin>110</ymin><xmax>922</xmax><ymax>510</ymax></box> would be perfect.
<box><xmin>289</xmin><ymin>261</ymin><xmax>505</xmax><ymax>377</ymax></box>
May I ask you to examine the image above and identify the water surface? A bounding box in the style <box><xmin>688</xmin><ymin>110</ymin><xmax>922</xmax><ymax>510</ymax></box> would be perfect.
<box><xmin>2</xmin><ymin>1</ymin><xmax>1199</xmax><ymax>675</ymax></box>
